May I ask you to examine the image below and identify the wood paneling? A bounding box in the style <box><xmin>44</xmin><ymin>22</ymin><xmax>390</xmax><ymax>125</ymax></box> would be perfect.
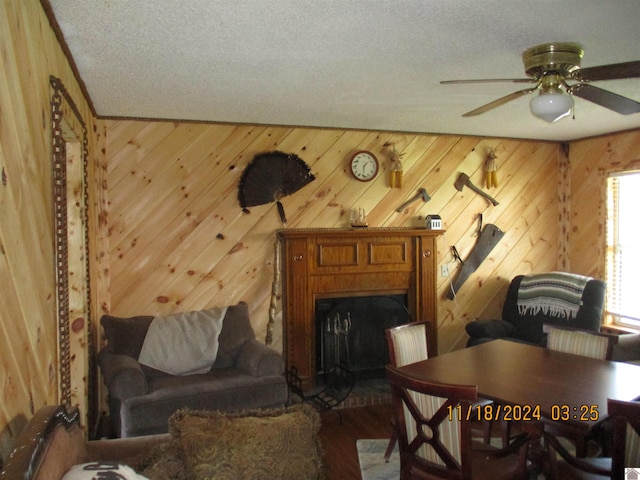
<box><xmin>3</xmin><ymin>0</ymin><xmax>640</xmax><ymax>464</ymax></box>
<box><xmin>0</xmin><ymin>0</ymin><xmax>102</xmax><ymax>459</ymax></box>
<box><xmin>103</xmin><ymin>120</ymin><xmax>564</xmax><ymax>358</ymax></box>
<box><xmin>569</xmin><ymin>130</ymin><xmax>640</xmax><ymax>281</ymax></box>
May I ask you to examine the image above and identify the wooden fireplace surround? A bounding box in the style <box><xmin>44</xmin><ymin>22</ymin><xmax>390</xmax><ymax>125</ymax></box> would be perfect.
<box><xmin>279</xmin><ymin>228</ymin><xmax>443</xmax><ymax>390</ymax></box>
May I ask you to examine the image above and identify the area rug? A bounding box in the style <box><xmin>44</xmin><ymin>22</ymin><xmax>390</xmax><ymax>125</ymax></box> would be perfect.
<box><xmin>357</xmin><ymin>439</ymin><xmax>399</xmax><ymax>480</ymax></box>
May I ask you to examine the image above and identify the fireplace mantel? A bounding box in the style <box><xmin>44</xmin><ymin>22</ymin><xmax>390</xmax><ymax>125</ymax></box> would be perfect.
<box><xmin>278</xmin><ymin>227</ymin><xmax>443</xmax><ymax>390</ymax></box>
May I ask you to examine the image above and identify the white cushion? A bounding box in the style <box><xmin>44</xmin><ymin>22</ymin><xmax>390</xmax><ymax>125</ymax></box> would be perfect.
<box><xmin>138</xmin><ymin>306</ymin><xmax>227</xmax><ymax>375</ymax></box>
<box><xmin>62</xmin><ymin>462</ymin><xmax>149</xmax><ymax>479</ymax></box>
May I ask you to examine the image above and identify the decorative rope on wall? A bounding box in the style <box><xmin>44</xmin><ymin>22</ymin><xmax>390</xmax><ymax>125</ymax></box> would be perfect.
<box><xmin>50</xmin><ymin>76</ymin><xmax>93</xmax><ymax>415</ymax></box>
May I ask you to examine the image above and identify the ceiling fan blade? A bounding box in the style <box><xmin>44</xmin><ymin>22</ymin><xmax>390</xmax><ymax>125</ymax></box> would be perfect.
<box><xmin>461</xmin><ymin>87</ymin><xmax>538</xmax><ymax>117</ymax></box>
<box><xmin>570</xmin><ymin>83</ymin><xmax>640</xmax><ymax>115</ymax></box>
<box><xmin>441</xmin><ymin>78</ymin><xmax>535</xmax><ymax>85</ymax></box>
<box><xmin>574</xmin><ymin>60</ymin><xmax>640</xmax><ymax>81</ymax></box>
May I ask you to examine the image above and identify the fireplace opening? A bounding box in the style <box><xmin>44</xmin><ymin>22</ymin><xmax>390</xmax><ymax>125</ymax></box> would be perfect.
<box><xmin>314</xmin><ymin>294</ymin><xmax>410</xmax><ymax>384</ymax></box>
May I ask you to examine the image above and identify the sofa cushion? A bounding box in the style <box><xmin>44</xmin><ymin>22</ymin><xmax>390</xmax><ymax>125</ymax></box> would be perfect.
<box><xmin>212</xmin><ymin>301</ymin><xmax>255</xmax><ymax>369</ymax></box>
<box><xmin>138</xmin><ymin>441</ymin><xmax>188</xmax><ymax>480</ymax></box>
<box><xmin>138</xmin><ymin>307</ymin><xmax>227</xmax><ymax>375</ymax></box>
<box><xmin>168</xmin><ymin>404</ymin><xmax>325</xmax><ymax>480</ymax></box>
<box><xmin>101</xmin><ymin>314</ymin><xmax>154</xmax><ymax>359</ymax></box>
<box><xmin>100</xmin><ymin>302</ymin><xmax>254</xmax><ymax>371</ymax></box>
<box><xmin>121</xmin><ymin>369</ymin><xmax>289</xmax><ymax>437</ymax></box>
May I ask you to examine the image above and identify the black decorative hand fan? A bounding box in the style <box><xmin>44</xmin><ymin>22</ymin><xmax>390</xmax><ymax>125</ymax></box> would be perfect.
<box><xmin>238</xmin><ymin>151</ymin><xmax>315</xmax><ymax>224</ymax></box>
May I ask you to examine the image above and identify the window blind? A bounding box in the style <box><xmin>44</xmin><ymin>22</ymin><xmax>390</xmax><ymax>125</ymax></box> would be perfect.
<box><xmin>606</xmin><ymin>173</ymin><xmax>640</xmax><ymax>326</ymax></box>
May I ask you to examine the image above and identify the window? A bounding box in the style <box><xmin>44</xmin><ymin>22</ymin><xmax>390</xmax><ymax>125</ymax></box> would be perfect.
<box><xmin>606</xmin><ymin>171</ymin><xmax>640</xmax><ymax>327</ymax></box>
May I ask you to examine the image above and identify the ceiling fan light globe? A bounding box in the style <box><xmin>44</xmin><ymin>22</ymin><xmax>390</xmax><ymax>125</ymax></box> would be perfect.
<box><xmin>529</xmin><ymin>92</ymin><xmax>574</xmax><ymax>123</ymax></box>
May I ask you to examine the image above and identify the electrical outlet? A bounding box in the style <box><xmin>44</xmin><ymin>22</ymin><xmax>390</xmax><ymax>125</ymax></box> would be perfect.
<box><xmin>441</xmin><ymin>264</ymin><xmax>449</xmax><ymax>277</ymax></box>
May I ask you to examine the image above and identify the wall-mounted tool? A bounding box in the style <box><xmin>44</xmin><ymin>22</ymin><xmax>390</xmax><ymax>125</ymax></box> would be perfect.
<box><xmin>454</xmin><ymin>172</ymin><xmax>499</xmax><ymax>206</ymax></box>
<box><xmin>447</xmin><ymin>223</ymin><xmax>504</xmax><ymax>299</ymax></box>
<box><xmin>396</xmin><ymin>187</ymin><xmax>431</xmax><ymax>212</ymax></box>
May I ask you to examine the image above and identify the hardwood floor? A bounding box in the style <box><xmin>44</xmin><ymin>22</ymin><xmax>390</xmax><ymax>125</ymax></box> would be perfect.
<box><xmin>316</xmin><ymin>402</ymin><xmax>517</xmax><ymax>479</ymax></box>
<box><xmin>318</xmin><ymin>403</ymin><xmax>393</xmax><ymax>480</ymax></box>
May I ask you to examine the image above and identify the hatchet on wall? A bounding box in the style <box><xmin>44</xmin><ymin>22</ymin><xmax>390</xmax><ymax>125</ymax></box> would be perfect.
<box><xmin>454</xmin><ymin>173</ymin><xmax>499</xmax><ymax>206</ymax></box>
<box><xmin>396</xmin><ymin>187</ymin><xmax>431</xmax><ymax>212</ymax></box>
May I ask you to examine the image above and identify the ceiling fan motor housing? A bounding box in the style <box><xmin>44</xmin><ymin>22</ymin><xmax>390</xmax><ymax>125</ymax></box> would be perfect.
<box><xmin>523</xmin><ymin>42</ymin><xmax>584</xmax><ymax>79</ymax></box>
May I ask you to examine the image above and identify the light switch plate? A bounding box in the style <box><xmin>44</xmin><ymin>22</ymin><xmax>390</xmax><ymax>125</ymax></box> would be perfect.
<box><xmin>441</xmin><ymin>264</ymin><xmax>449</xmax><ymax>277</ymax></box>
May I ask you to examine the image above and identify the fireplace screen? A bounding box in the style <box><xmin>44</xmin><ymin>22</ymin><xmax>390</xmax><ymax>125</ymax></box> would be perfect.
<box><xmin>315</xmin><ymin>294</ymin><xmax>410</xmax><ymax>381</ymax></box>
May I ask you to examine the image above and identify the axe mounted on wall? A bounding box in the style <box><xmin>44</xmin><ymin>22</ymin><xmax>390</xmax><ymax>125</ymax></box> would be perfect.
<box><xmin>447</xmin><ymin>223</ymin><xmax>504</xmax><ymax>300</ymax></box>
<box><xmin>396</xmin><ymin>187</ymin><xmax>431</xmax><ymax>212</ymax></box>
<box><xmin>454</xmin><ymin>173</ymin><xmax>499</xmax><ymax>206</ymax></box>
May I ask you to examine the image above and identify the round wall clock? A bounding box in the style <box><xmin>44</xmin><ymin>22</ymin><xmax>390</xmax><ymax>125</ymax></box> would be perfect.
<box><xmin>349</xmin><ymin>151</ymin><xmax>379</xmax><ymax>182</ymax></box>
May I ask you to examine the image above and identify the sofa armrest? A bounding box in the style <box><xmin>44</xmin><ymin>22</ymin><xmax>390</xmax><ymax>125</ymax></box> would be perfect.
<box><xmin>465</xmin><ymin>319</ymin><xmax>518</xmax><ymax>340</ymax></box>
<box><xmin>0</xmin><ymin>406</ymin><xmax>89</xmax><ymax>480</ymax></box>
<box><xmin>86</xmin><ymin>433</ymin><xmax>171</xmax><ymax>466</ymax></box>
<box><xmin>235</xmin><ymin>339</ymin><xmax>284</xmax><ymax>376</ymax></box>
<box><xmin>98</xmin><ymin>348</ymin><xmax>148</xmax><ymax>400</ymax></box>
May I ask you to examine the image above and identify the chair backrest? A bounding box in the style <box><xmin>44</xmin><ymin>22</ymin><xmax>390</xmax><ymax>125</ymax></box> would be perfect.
<box><xmin>386</xmin><ymin>321</ymin><xmax>430</xmax><ymax>367</ymax></box>
<box><xmin>502</xmin><ymin>273</ymin><xmax>606</xmax><ymax>345</ymax></box>
<box><xmin>546</xmin><ymin>326</ymin><xmax>617</xmax><ymax>360</ymax></box>
<box><xmin>609</xmin><ymin>398</ymin><xmax>640</xmax><ymax>480</ymax></box>
<box><xmin>386</xmin><ymin>365</ymin><xmax>478</xmax><ymax>479</ymax></box>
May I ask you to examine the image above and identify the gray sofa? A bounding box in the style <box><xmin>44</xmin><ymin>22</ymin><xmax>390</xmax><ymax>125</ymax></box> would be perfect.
<box><xmin>0</xmin><ymin>403</ymin><xmax>325</xmax><ymax>480</ymax></box>
<box><xmin>98</xmin><ymin>301</ymin><xmax>288</xmax><ymax>437</ymax></box>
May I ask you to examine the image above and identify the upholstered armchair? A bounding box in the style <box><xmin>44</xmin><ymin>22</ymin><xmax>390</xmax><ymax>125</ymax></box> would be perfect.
<box><xmin>98</xmin><ymin>302</ymin><xmax>288</xmax><ymax>437</ymax></box>
<box><xmin>465</xmin><ymin>273</ymin><xmax>606</xmax><ymax>347</ymax></box>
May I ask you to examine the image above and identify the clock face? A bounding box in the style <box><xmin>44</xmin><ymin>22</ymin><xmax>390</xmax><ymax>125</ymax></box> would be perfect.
<box><xmin>350</xmin><ymin>151</ymin><xmax>379</xmax><ymax>182</ymax></box>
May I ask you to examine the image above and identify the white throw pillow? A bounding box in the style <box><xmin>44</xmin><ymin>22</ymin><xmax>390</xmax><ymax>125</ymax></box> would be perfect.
<box><xmin>138</xmin><ymin>307</ymin><xmax>227</xmax><ymax>375</ymax></box>
<box><xmin>62</xmin><ymin>462</ymin><xmax>149</xmax><ymax>480</ymax></box>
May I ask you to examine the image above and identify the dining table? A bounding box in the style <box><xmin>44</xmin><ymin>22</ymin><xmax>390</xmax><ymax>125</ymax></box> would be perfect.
<box><xmin>399</xmin><ymin>339</ymin><xmax>640</xmax><ymax>427</ymax></box>
<box><xmin>396</xmin><ymin>338</ymin><xmax>640</xmax><ymax>474</ymax></box>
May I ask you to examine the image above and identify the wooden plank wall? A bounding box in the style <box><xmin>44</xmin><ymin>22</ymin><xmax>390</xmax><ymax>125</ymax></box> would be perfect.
<box><xmin>103</xmin><ymin>120</ymin><xmax>565</xmax><ymax>356</ymax></box>
<box><xmin>3</xmin><ymin>0</ymin><xmax>640</xmax><ymax>462</ymax></box>
<box><xmin>569</xmin><ymin>130</ymin><xmax>640</xmax><ymax>281</ymax></box>
<box><xmin>0</xmin><ymin>0</ymin><xmax>102</xmax><ymax>459</ymax></box>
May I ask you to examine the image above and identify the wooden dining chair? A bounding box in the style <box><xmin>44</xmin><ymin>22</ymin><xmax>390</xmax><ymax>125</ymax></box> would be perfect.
<box><xmin>609</xmin><ymin>398</ymin><xmax>640</xmax><ymax>479</ymax></box>
<box><xmin>383</xmin><ymin>321</ymin><xmax>431</xmax><ymax>462</ymax></box>
<box><xmin>386</xmin><ymin>320</ymin><xmax>430</xmax><ymax>368</ymax></box>
<box><xmin>386</xmin><ymin>364</ymin><xmax>529</xmax><ymax>480</ymax></box>
<box><xmin>544</xmin><ymin>398</ymin><xmax>640</xmax><ymax>479</ymax></box>
<box><xmin>384</xmin><ymin>321</ymin><xmax>499</xmax><ymax>462</ymax></box>
<box><xmin>545</xmin><ymin>326</ymin><xmax>620</xmax><ymax>458</ymax></box>
<box><xmin>546</xmin><ymin>326</ymin><xmax>618</xmax><ymax>360</ymax></box>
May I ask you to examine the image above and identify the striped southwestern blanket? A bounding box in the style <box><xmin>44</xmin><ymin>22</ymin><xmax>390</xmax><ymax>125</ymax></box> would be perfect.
<box><xmin>517</xmin><ymin>272</ymin><xmax>591</xmax><ymax>319</ymax></box>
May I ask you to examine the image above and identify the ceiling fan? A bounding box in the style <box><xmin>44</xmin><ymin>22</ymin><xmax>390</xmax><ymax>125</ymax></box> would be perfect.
<box><xmin>441</xmin><ymin>42</ymin><xmax>640</xmax><ymax>122</ymax></box>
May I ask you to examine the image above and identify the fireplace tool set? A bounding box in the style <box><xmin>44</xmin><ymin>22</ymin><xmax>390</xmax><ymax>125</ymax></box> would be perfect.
<box><xmin>285</xmin><ymin>312</ymin><xmax>355</xmax><ymax>421</ymax></box>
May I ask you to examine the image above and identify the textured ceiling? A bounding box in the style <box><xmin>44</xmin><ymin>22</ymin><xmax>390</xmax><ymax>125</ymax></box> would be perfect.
<box><xmin>47</xmin><ymin>0</ymin><xmax>640</xmax><ymax>141</ymax></box>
